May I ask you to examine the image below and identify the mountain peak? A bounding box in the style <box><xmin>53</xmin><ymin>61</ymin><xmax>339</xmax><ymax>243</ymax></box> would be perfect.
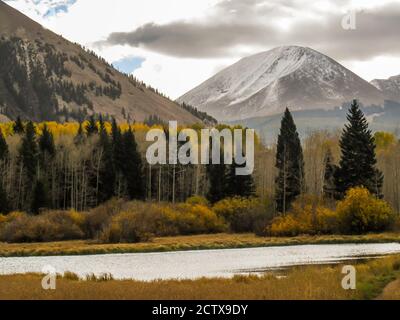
<box><xmin>178</xmin><ymin>46</ymin><xmax>385</xmax><ymax>121</ymax></box>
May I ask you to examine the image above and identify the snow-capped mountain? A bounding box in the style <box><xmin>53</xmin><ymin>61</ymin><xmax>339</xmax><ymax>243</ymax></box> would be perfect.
<box><xmin>178</xmin><ymin>46</ymin><xmax>386</xmax><ymax>121</ymax></box>
<box><xmin>4</xmin><ymin>0</ymin><xmax>76</xmax><ymax>19</ymax></box>
<box><xmin>371</xmin><ymin>75</ymin><xmax>400</xmax><ymax>103</ymax></box>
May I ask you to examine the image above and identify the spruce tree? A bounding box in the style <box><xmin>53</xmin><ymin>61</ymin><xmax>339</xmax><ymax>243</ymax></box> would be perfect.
<box><xmin>122</xmin><ymin>128</ymin><xmax>145</xmax><ymax>200</ymax></box>
<box><xmin>13</xmin><ymin>116</ymin><xmax>25</xmax><ymax>134</ymax></box>
<box><xmin>31</xmin><ymin>179</ymin><xmax>49</xmax><ymax>214</ymax></box>
<box><xmin>97</xmin><ymin>123</ymin><xmax>115</xmax><ymax>203</ymax></box>
<box><xmin>275</xmin><ymin>108</ymin><xmax>304</xmax><ymax>213</ymax></box>
<box><xmin>85</xmin><ymin>115</ymin><xmax>98</xmax><ymax>136</ymax></box>
<box><xmin>111</xmin><ymin>118</ymin><xmax>125</xmax><ymax>174</ymax></box>
<box><xmin>0</xmin><ymin>183</ymin><xmax>9</xmax><ymax>214</ymax></box>
<box><xmin>111</xmin><ymin>119</ymin><xmax>125</xmax><ymax>197</ymax></box>
<box><xmin>19</xmin><ymin>121</ymin><xmax>38</xmax><ymax>180</ymax></box>
<box><xmin>226</xmin><ymin>163</ymin><xmax>256</xmax><ymax>198</ymax></box>
<box><xmin>206</xmin><ymin>163</ymin><xmax>227</xmax><ymax>204</ymax></box>
<box><xmin>0</xmin><ymin>130</ymin><xmax>8</xmax><ymax>161</ymax></box>
<box><xmin>39</xmin><ymin>124</ymin><xmax>55</xmax><ymax>158</ymax></box>
<box><xmin>335</xmin><ymin>100</ymin><xmax>383</xmax><ymax>198</ymax></box>
<box><xmin>74</xmin><ymin>122</ymin><xmax>85</xmax><ymax>145</ymax></box>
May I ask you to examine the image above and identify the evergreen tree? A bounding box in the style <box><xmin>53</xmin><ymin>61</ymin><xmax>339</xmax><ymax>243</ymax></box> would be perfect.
<box><xmin>206</xmin><ymin>151</ymin><xmax>228</xmax><ymax>204</ymax></box>
<box><xmin>97</xmin><ymin>123</ymin><xmax>115</xmax><ymax>202</ymax></box>
<box><xmin>226</xmin><ymin>163</ymin><xmax>256</xmax><ymax>198</ymax></box>
<box><xmin>0</xmin><ymin>183</ymin><xmax>9</xmax><ymax>214</ymax></box>
<box><xmin>0</xmin><ymin>130</ymin><xmax>8</xmax><ymax>160</ymax></box>
<box><xmin>111</xmin><ymin>118</ymin><xmax>126</xmax><ymax>197</ymax></box>
<box><xmin>31</xmin><ymin>179</ymin><xmax>49</xmax><ymax>214</ymax></box>
<box><xmin>111</xmin><ymin>118</ymin><xmax>125</xmax><ymax>173</ymax></box>
<box><xmin>335</xmin><ymin>100</ymin><xmax>383</xmax><ymax>198</ymax></box>
<box><xmin>39</xmin><ymin>124</ymin><xmax>55</xmax><ymax>158</ymax></box>
<box><xmin>13</xmin><ymin>116</ymin><xmax>25</xmax><ymax>134</ymax></box>
<box><xmin>275</xmin><ymin>108</ymin><xmax>304</xmax><ymax>213</ymax></box>
<box><xmin>323</xmin><ymin>148</ymin><xmax>337</xmax><ymax>199</ymax></box>
<box><xmin>85</xmin><ymin>115</ymin><xmax>98</xmax><ymax>136</ymax></box>
<box><xmin>19</xmin><ymin>121</ymin><xmax>38</xmax><ymax>180</ymax></box>
<box><xmin>74</xmin><ymin>122</ymin><xmax>85</xmax><ymax>145</ymax></box>
<box><xmin>122</xmin><ymin>128</ymin><xmax>145</xmax><ymax>200</ymax></box>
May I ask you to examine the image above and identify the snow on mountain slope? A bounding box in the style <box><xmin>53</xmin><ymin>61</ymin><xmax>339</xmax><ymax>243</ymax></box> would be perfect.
<box><xmin>178</xmin><ymin>46</ymin><xmax>386</xmax><ymax>121</ymax></box>
<box><xmin>371</xmin><ymin>75</ymin><xmax>400</xmax><ymax>103</ymax></box>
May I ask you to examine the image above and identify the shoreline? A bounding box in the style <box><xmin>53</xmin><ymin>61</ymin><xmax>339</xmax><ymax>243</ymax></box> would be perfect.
<box><xmin>0</xmin><ymin>233</ymin><xmax>399</xmax><ymax>257</ymax></box>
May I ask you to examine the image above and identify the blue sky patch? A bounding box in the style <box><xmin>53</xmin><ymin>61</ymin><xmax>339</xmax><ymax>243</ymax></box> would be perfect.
<box><xmin>43</xmin><ymin>0</ymin><xmax>77</xmax><ymax>17</ymax></box>
<box><xmin>113</xmin><ymin>56</ymin><xmax>145</xmax><ymax>74</ymax></box>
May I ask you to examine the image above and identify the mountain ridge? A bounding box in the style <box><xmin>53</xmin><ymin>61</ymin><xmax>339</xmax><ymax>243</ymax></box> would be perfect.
<box><xmin>178</xmin><ymin>46</ymin><xmax>388</xmax><ymax>122</ymax></box>
<box><xmin>0</xmin><ymin>0</ymin><xmax>204</xmax><ymax>124</ymax></box>
<box><xmin>371</xmin><ymin>75</ymin><xmax>400</xmax><ymax>103</ymax></box>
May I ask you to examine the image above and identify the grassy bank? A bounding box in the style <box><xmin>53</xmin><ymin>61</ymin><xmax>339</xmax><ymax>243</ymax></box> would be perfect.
<box><xmin>1</xmin><ymin>254</ymin><xmax>400</xmax><ymax>300</ymax></box>
<box><xmin>0</xmin><ymin>232</ymin><xmax>399</xmax><ymax>257</ymax></box>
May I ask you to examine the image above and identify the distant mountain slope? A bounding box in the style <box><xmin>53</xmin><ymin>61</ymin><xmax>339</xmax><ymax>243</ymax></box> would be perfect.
<box><xmin>178</xmin><ymin>46</ymin><xmax>386</xmax><ymax>122</ymax></box>
<box><xmin>0</xmin><ymin>0</ymin><xmax>203</xmax><ymax>124</ymax></box>
<box><xmin>230</xmin><ymin>101</ymin><xmax>400</xmax><ymax>144</ymax></box>
<box><xmin>371</xmin><ymin>75</ymin><xmax>400</xmax><ymax>103</ymax></box>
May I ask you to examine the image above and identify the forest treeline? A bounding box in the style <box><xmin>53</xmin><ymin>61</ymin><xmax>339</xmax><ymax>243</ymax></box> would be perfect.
<box><xmin>0</xmin><ymin>100</ymin><xmax>400</xmax><ymax>242</ymax></box>
<box><xmin>0</xmin><ymin>115</ymin><xmax>255</xmax><ymax>214</ymax></box>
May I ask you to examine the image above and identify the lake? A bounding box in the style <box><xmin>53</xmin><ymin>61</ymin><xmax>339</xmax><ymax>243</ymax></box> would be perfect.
<box><xmin>1</xmin><ymin>243</ymin><xmax>400</xmax><ymax>281</ymax></box>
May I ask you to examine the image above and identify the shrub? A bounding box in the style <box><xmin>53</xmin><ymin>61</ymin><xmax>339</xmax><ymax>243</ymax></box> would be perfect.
<box><xmin>100</xmin><ymin>211</ymin><xmax>153</xmax><ymax>243</ymax></box>
<box><xmin>213</xmin><ymin>197</ymin><xmax>272</xmax><ymax>233</ymax></box>
<box><xmin>185</xmin><ymin>196</ymin><xmax>209</xmax><ymax>206</ymax></box>
<box><xmin>0</xmin><ymin>211</ymin><xmax>84</xmax><ymax>243</ymax></box>
<box><xmin>268</xmin><ymin>195</ymin><xmax>338</xmax><ymax>236</ymax></box>
<box><xmin>84</xmin><ymin>198</ymin><xmax>125</xmax><ymax>238</ymax></box>
<box><xmin>99</xmin><ymin>201</ymin><xmax>226</xmax><ymax>243</ymax></box>
<box><xmin>336</xmin><ymin>187</ymin><xmax>395</xmax><ymax>234</ymax></box>
<box><xmin>163</xmin><ymin>203</ymin><xmax>226</xmax><ymax>235</ymax></box>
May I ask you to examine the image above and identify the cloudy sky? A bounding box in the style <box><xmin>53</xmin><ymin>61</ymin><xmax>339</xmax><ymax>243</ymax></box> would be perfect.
<box><xmin>4</xmin><ymin>0</ymin><xmax>400</xmax><ymax>99</ymax></box>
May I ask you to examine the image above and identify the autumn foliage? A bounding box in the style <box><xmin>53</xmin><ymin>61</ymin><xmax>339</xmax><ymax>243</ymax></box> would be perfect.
<box><xmin>268</xmin><ymin>188</ymin><xmax>395</xmax><ymax>236</ymax></box>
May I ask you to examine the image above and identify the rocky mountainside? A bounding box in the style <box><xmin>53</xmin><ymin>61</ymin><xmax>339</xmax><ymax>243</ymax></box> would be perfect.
<box><xmin>0</xmin><ymin>0</ymin><xmax>205</xmax><ymax>124</ymax></box>
<box><xmin>178</xmin><ymin>46</ymin><xmax>386</xmax><ymax>122</ymax></box>
<box><xmin>371</xmin><ymin>75</ymin><xmax>400</xmax><ymax>103</ymax></box>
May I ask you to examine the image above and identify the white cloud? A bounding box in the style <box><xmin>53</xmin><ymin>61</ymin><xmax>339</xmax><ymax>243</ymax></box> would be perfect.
<box><xmin>5</xmin><ymin>0</ymin><xmax>400</xmax><ymax>99</ymax></box>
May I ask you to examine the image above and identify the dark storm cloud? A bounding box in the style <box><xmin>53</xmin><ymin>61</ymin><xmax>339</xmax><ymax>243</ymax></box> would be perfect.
<box><xmin>105</xmin><ymin>21</ymin><xmax>276</xmax><ymax>58</ymax></box>
<box><xmin>285</xmin><ymin>4</ymin><xmax>400</xmax><ymax>61</ymax></box>
<box><xmin>102</xmin><ymin>0</ymin><xmax>400</xmax><ymax>60</ymax></box>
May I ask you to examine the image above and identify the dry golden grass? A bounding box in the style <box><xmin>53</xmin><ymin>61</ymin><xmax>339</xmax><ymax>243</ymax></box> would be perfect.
<box><xmin>0</xmin><ymin>232</ymin><xmax>399</xmax><ymax>257</ymax></box>
<box><xmin>0</xmin><ymin>267</ymin><xmax>355</xmax><ymax>300</ymax></box>
<box><xmin>1</xmin><ymin>254</ymin><xmax>400</xmax><ymax>300</ymax></box>
<box><xmin>376</xmin><ymin>280</ymin><xmax>400</xmax><ymax>300</ymax></box>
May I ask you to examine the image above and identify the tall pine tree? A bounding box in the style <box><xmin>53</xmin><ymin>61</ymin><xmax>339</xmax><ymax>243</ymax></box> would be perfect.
<box><xmin>13</xmin><ymin>116</ymin><xmax>25</xmax><ymax>134</ymax></box>
<box><xmin>335</xmin><ymin>100</ymin><xmax>383</xmax><ymax>198</ymax></box>
<box><xmin>0</xmin><ymin>183</ymin><xmax>8</xmax><ymax>214</ymax></box>
<box><xmin>226</xmin><ymin>163</ymin><xmax>256</xmax><ymax>198</ymax></box>
<box><xmin>0</xmin><ymin>130</ymin><xmax>8</xmax><ymax>160</ymax></box>
<box><xmin>122</xmin><ymin>128</ymin><xmax>145</xmax><ymax>200</ymax></box>
<box><xmin>85</xmin><ymin>115</ymin><xmax>98</xmax><ymax>136</ymax></box>
<box><xmin>206</xmin><ymin>162</ymin><xmax>227</xmax><ymax>204</ymax></box>
<box><xmin>31</xmin><ymin>179</ymin><xmax>49</xmax><ymax>214</ymax></box>
<box><xmin>39</xmin><ymin>124</ymin><xmax>56</xmax><ymax>158</ymax></box>
<box><xmin>74</xmin><ymin>122</ymin><xmax>85</xmax><ymax>145</ymax></box>
<box><xmin>111</xmin><ymin>119</ymin><xmax>126</xmax><ymax>197</ymax></box>
<box><xmin>97</xmin><ymin>122</ymin><xmax>116</xmax><ymax>203</ymax></box>
<box><xmin>19</xmin><ymin>121</ymin><xmax>38</xmax><ymax>181</ymax></box>
<box><xmin>275</xmin><ymin>108</ymin><xmax>304</xmax><ymax>213</ymax></box>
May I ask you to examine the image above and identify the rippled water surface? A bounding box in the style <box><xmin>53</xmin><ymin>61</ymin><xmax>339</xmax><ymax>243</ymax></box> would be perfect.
<box><xmin>1</xmin><ymin>243</ymin><xmax>400</xmax><ymax>281</ymax></box>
